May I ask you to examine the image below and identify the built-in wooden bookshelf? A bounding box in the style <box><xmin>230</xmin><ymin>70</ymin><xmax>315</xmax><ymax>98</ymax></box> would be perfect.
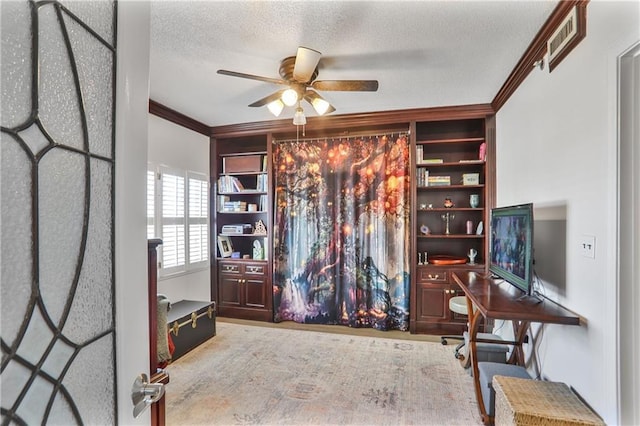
<box><xmin>210</xmin><ymin>106</ymin><xmax>495</xmax><ymax>333</ymax></box>
<box><xmin>212</xmin><ymin>135</ymin><xmax>273</xmax><ymax>321</ymax></box>
<box><xmin>410</xmin><ymin>117</ymin><xmax>494</xmax><ymax>334</ymax></box>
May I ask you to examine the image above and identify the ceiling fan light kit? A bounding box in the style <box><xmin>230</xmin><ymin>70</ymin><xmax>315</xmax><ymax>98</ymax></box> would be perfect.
<box><xmin>266</xmin><ymin>99</ymin><xmax>284</xmax><ymax>117</ymax></box>
<box><xmin>292</xmin><ymin>105</ymin><xmax>307</xmax><ymax>126</ymax></box>
<box><xmin>281</xmin><ymin>88</ymin><xmax>299</xmax><ymax>106</ymax></box>
<box><xmin>217</xmin><ymin>46</ymin><xmax>379</xmax><ymax>125</ymax></box>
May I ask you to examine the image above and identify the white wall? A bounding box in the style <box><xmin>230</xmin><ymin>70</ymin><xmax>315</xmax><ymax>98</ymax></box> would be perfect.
<box><xmin>495</xmin><ymin>2</ymin><xmax>639</xmax><ymax>424</ymax></box>
<box><xmin>115</xmin><ymin>3</ymin><xmax>151</xmax><ymax>424</ymax></box>
<box><xmin>148</xmin><ymin>114</ymin><xmax>211</xmax><ymax>302</ymax></box>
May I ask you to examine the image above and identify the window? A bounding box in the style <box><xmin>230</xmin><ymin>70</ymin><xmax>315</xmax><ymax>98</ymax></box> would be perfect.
<box><xmin>147</xmin><ymin>170</ymin><xmax>156</xmax><ymax>239</ymax></box>
<box><xmin>188</xmin><ymin>174</ymin><xmax>208</xmax><ymax>264</ymax></box>
<box><xmin>148</xmin><ymin>164</ymin><xmax>209</xmax><ymax>277</ymax></box>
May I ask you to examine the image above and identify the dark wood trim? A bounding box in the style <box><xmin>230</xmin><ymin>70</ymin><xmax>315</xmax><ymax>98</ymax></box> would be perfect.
<box><xmin>210</xmin><ymin>104</ymin><xmax>494</xmax><ymax>138</ymax></box>
<box><xmin>147</xmin><ymin>238</ymin><xmax>163</xmax><ymax>374</ymax></box>
<box><xmin>150</xmin><ymin>370</ymin><xmax>169</xmax><ymax>426</ymax></box>
<box><xmin>149</xmin><ymin>99</ymin><xmax>210</xmax><ymax>136</ymax></box>
<box><xmin>491</xmin><ymin>0</ymin><xmax>588</xmax><ymax>112</ymax></box>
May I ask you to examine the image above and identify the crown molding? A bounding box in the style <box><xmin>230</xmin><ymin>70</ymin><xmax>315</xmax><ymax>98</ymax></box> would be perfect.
<box><xmin>148</xmin><ymin>99</ymin><xmax>210</xmax><ymax>136</ymax></box>
<box><xmin>210</xmin><ymin>104</ymin><xmax>494</xmax><ymax>139</ymax></box>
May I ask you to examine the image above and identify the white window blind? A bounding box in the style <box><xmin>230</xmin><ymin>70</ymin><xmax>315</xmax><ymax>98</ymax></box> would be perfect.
<box><xmin>188</xmin><ymin>175</ymin><xmax>208</xmax><ymax>265</ymax></box>
<box><xmin>148</xmin><ymin>164</ymin><xmax>209</xmax><ymax>277</ymax></box>
<box><xmin>147</xmin><ymin>170</ymin><xmax>156</xmax><ymax>239</ymax></box>
<box><xmin>161</xmin><ymin>171</ymin><xmax>185</xmax><ymax>270</ymax></box>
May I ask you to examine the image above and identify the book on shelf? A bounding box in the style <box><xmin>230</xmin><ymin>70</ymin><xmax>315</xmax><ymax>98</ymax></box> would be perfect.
<box><xmin>256</xmin><ymin>174</ymin><xmax>268</xmax><ymax>191</ymax></box>
<box><xmin>416</xmin><ymin>145</ymin><xmax>424</xmax><ymax>165</ymax></box>
<box><xmin>423</xmin><ymin>158</ymin><xmax>444</xmax><ymax>164</ymax></box>
<box><xmin>231</xmin><ymin>177</ymin><xmax>245</xmax><ymax>192</ymax></box>
<box><xmin>217</xmin><ymin>195</ymin><xmax>230</xmax><ymax>211</ymax></box>
<box><xmin>217</xmin><ymin>175</ymin><xmax>245</xmax><ymax>192</ymax></box>
<box><xmin>259</xmin><ymin>194</ymin><xmax>268</xmax><ymax>211</ymax></box>
<box><xmin>222</xmin><ymin>201</ymin><xmax>247</xmax><ymax>212</ymax></box>
<box><xmin>458</xmin><ymin>159</ymin><xmax>484</xmax><ymax>164</ymax></box>
<box><xmin>427</xmin><ymin>175</ymin><xmax>451</xmax><ymax>186</ymax></box>
<box><xmin>416</xmin><ymin>167</ymin><xmax>429</xmax><ymax>187</ymax></box>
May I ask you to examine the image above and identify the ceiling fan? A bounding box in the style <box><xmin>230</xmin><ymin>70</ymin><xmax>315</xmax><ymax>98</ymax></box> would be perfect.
<box><xmin>217</xmin><ymin>46</ymin><xmax>379</xmax><ymax>124</ymax></box>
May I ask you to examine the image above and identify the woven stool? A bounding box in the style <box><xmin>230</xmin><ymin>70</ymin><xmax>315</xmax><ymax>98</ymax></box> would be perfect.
<box><xmin>493</xmin><ymin>376</ymin><xmax>605</xmax><ymax>426</ymax></box>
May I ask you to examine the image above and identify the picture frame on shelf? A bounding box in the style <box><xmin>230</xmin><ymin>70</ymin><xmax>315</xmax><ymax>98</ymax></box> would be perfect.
<box><xmin>217</xmin><ymin>235</ymin><xmax>233</xmax><ymax>258</ymax></box>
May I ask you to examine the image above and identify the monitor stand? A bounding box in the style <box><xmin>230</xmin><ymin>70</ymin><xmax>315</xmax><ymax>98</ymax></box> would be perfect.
<box><xmin>517</xmin><ymin>292</ymin><xmax>543</xmax><ymax>304</ymax></box>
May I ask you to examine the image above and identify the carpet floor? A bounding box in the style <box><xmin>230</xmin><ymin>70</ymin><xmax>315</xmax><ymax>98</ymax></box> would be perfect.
<box><xmin>164</xmin><ymin>320</ymin><xmax>482</xmax><ymax>425</ymax></box>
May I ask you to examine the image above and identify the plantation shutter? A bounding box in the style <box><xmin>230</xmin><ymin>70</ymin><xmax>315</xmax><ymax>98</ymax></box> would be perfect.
<box><xmin>147</xmin><ymin>169</ymin><xmax>156</xmax><ymax>239</ymax></box>
<box><xmin>188</xmin><ymin>175</ymin><xmax>208</xmax><ymax>265</ymax></box>
<box><xmin>161</xmin><ymin>170</ymin><xmax>185</xmax><ymax>270</ymax></box>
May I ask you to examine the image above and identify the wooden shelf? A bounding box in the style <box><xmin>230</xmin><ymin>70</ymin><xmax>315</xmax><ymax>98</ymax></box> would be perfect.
<box><xmin>418</xmin><ymin>207</ymin><xmax>483</xmax><ymax>212</ymax></box>
<box><xmin>220</xmin><ymin>233</ymin><xmax>267</xmax><ymax>237</ymax></box>
<box><xmin>418</xmin><ymin>234</ymin><xmax>484</xmax><ymax>239</ymax></box>
<box><xmin>417</xmin><ymin>137</ymin><xmax>485</xmax><ymax>145</ymax></box>
<box><xmin>218</xmin><ymin>190</ymin><xmax>267</xmax><ymax>195</ymax></box>
<box><xmin>417</xmin><ymin>184</ymin><xmax>484</xmax><ymax>190</ymax></box>
<box><xmin>218</xmin><ymin>210</ymin><xmax>267</xmax><ymax>214</ymax></box>
<box><xmin>411</xmin><ymin>117</ymin><xmax>492</xmax><ymax>335</ymax></box>
<box><xmin>416</xmin><ymin>161</ymin><xmax>485</xmax><ymax>167</ymax></box>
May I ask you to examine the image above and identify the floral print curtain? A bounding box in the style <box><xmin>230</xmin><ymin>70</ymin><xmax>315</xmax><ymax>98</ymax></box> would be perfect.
<box><xmin>273</xmin><ymin>134</ymin><xmax>410</xmax><ymax>331</ymax></box>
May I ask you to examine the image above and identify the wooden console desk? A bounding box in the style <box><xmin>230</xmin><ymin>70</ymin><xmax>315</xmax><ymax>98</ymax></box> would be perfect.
<box><xmin>452</xmin><ymin>271</ymin><xmax>580</xmax><ymax>425</ymax></box>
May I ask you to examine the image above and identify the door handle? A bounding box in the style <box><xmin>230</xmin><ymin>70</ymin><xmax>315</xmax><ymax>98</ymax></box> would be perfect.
<box><xmin>131</xmin><ymin>373</ymin><xmax>165</xmax><ymax>418</ymax></box>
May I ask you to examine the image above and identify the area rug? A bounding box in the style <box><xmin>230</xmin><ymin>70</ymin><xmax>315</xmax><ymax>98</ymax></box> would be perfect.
<box><xmin>164</xmin><ymin>322</ymin><xmax>481</xmax><ymax>425</ymax></box>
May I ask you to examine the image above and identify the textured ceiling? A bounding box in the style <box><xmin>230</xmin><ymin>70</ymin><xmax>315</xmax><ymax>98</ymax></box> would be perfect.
<box><xmin>149</xmin><ymin>1</ymin><xmax>558</xmax><ymax>128</ymax></box>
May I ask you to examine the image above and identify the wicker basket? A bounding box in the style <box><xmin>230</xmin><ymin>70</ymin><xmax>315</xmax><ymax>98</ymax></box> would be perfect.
<box><xmin>493</xmin><ymin>376</ymin><xmax>605</xmax><ymax>426</ymax></box>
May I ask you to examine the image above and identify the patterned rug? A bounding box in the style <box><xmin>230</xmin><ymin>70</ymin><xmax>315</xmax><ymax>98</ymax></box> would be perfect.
<box><xmin>165</xmin><ymin>321</ymin><xmax>481</xmax><ymax>425</ymax></box>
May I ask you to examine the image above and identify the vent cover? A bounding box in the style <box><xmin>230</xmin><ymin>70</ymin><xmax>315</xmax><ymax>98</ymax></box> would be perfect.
<box><xmin>547</xmin><ymin>4</ymin><xmax>587</xmax><ymax>72</ymax></box>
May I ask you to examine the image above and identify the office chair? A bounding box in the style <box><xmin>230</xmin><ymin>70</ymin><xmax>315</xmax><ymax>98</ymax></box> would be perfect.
<box><xmin>440</xmin><ymin>295</ymin><xmax>469</xmax><ymax>363</ymax></box>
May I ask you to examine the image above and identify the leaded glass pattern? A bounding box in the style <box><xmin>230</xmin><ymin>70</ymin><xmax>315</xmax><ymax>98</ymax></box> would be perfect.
<box><xmin>1</xmin><ymin>1</ymin><xmax>117</xmax><ymax>424</ymax></box>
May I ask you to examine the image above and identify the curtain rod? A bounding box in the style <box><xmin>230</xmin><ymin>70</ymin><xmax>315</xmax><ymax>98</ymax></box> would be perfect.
<box><xmin>274</xmin><ymin>128</ymin><xmax>411</xmax><ymax>144</ymax></box>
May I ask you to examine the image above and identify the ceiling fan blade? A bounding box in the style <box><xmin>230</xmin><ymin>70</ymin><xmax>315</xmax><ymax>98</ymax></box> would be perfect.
<box><xmin>217</xmin><ymin>69</ymin><xmax>287</xmax><ymax>86</ymax></box>
<box><xmin>311</xmin><ymin>80</ymin><xmax>379</xmax><ymax>92</ymax></box>
<box><xmin>248</xmin><ymin>90</ymin><xmax>286</xmax><ymax>107</ymax></box>
<box><xmin>293</xmin><ymin>46</ymin><xmax>322</xmax><ymax>83</ymax></box>
<box><xmin>304</xmin><ymin>90</ymin><xmax>336</xmax><ymax>115</ymax></box>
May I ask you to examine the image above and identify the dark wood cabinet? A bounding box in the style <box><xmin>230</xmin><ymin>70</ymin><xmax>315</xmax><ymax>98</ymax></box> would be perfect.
<box><xmin>410</xmin><ymin>116</ymin><xmax>495</xmax><ymax>334</ymax></box>
<box><xmin>211</xmin><ymin>135</ymin><xmax>273</xmax><ymax>322</ymax></box>
<box><xmin>218</xmin><ymin>260</ymin><xmax>270</xmax><ymax>319</ymax></box>
<box><xmin>413</xmin><ymin>265</ymin><xmax>484</xmax><ymax>333</ymax></box>
<box><xmin>209</xmin><ymin>107</ymin><xmax>494</xmax><ymax>331</ymax></box>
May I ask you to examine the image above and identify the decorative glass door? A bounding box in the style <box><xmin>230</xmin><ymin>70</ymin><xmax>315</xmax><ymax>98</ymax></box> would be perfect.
<box><xmin>1</xmin><ymin>1</ymin><xmax>117</xmax><ymax>423</ymax></box>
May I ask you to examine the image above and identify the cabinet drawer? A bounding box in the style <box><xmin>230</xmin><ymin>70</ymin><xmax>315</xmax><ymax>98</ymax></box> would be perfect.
<box><xmin>244</xmin><ymin>264</ymin><xmax>266</xmax><ymax>275</ymax></box>
<box><xmin>417</xmin><ymin>268</ymin><xmax>448</xmax><ymax>283</ymax></box>
<box><xmin>220</xmin><ymin>263</ymin><xmax>240</xmax><ymax>274</ymax></box>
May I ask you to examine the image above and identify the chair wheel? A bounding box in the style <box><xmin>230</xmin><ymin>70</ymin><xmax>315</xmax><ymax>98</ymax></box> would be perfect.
<box><xmin>441</xmin><ymin>338</ymin><xmax>448</xmax><ymax>345</ymax></box>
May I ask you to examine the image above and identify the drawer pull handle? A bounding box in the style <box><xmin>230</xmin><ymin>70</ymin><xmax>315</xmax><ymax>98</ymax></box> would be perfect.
<box><xmin>428</xmin><ymin>274</ymin><xmax>439</xmax><ymax>279</ymax></box>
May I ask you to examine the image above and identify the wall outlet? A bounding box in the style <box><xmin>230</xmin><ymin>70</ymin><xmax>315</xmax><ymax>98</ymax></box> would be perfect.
<box><xmin>580</xmin><ymin>235</ymin><xmax>596</xmax><ymax>258</ymax></box>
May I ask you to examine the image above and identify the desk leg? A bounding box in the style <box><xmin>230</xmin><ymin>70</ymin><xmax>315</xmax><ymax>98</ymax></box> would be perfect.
<box><xmin>466</xmin><ymin>298</ymin><xmax>491</xmax><ymax>425</ymax></box>
<box><xmin>507</xmin><ymin>320</ymin><xmax>530</xmax><ymax>365</ymax></box>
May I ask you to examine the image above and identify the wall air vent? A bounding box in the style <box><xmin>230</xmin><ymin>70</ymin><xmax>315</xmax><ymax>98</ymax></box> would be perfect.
<box><xmin>547</xmin><ymin>3</ymin><xmax>587</xmax><ymax>72</ymax></box>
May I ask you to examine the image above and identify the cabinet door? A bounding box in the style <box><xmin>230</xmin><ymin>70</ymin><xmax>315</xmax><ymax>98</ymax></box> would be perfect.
<box><xmin>415</xmin><ymin>282</ymin><xmax>448</xmax><ymax>322</ymax></box>
<box><xmin>244</xmin><ymin>263</ymin><xmax>267</xmax><ymax>308</ymax></box>
<box><xmin>218</xmin><ymin>262</ymin><xmax>242</xmax><ymax>307</ymax></box>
